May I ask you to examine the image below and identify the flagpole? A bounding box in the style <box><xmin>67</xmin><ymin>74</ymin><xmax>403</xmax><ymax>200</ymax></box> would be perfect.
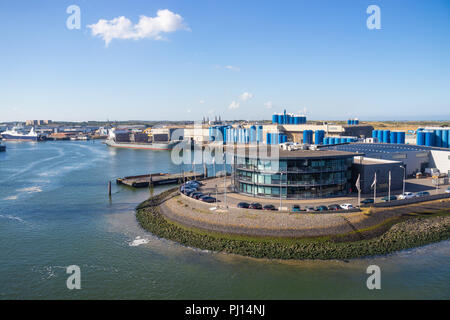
<box><xmin>388</xmin><ymin>171</ymin><xmax>391</xmax><ymax>202</ymax></box>
<box><xmin>356</xmin><ymin>174</ymin><xmax>361</xmax><ymax>208</ymax></box>
<box><xmin>373</xmin><ymin>172</ymin><xmax>377</xmax><ymax>203</ymax></box>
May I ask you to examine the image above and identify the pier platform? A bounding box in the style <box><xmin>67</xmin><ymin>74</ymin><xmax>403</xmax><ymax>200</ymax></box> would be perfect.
<box><xmin>116</xmin><ymin>171</ymin><xmax>204</xmax><ymax>188</ymax></box>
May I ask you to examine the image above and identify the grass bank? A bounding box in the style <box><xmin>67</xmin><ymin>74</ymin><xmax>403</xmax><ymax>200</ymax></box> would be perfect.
<box><xmin>136</xmin><ymin>189</ymin><xmax>450</xmax><ymax>260</ymax></box>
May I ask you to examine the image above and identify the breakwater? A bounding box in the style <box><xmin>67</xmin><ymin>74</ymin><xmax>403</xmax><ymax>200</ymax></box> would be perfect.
<box><xmin>136</xmin><ymin>189</ymin><xmax>450</xmax><ymax>260</ymax></box>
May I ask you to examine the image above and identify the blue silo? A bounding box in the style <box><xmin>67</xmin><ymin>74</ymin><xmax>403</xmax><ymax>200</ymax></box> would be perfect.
<box><xmin>266</xmin><ymin>133</ymin><xmax>271</xmax><ymax>144</ymax></box>
<box><xmin>417</xmin><ymin>131</ymin><xmax>425</xmax><ymax>146</ymax></box>
<box><xmin>425</xmin><ymin>131</ymin><xmax>435</xmax><ymax>147</ymax></box>
<box><xmin>397</xmin><ymin>132</ymin><xmax>405</xmax><ymax>144</ymax></box>
<box><xmin>250</xmin><ymin>126</ymin><xmax>256</xmax><ymax>143</ymax></box>
<box><xmin>303</xmin><ymin>130</ymin><xmax>313</xmax><ymax>144</ymax></box>
<box><xmin>383</xmin><ymin>130</ymin><xmax>391</xmax><ymax>143</ymax></box>
<box><xmin>347</xmin><ymin>120</ymin><xmax>352</xmax><ymax>125</ymax></box>
<box><xmin>372</xmin><ymin>130</ymin><xmax>378</xmax><ymax>138</ymax></box>
<box><xmin>435</xmin><ymin>130</ymin><xmax>443</xmax><ymax>148</ymax></box>
<box><xmin>314</xmin><ymin>130</ymin><xmax>325</xmax><ymax>145</ymax></box>
<box><xmin>272</xmin><ymin>114</ymin><xmax>277</xmax><ymax>124</ymax></box>
<box><xmin>377</xmin><ymin>130</ymin><xmax>383</xmax><ymax>142</ymax></box>
<box><xmin>442</xmin><ymin>129</ymin><xmax>449</xmax><ymax>148</ymax></box>
<box><xmin>256</xmin><ymin>126</ymin><xmax>262</xmax><ymax>143</ymax></box>
<box><xmin>390</xmin><ymin>132</ymin><xmax>397</xmax><ymax>144</ymax></box>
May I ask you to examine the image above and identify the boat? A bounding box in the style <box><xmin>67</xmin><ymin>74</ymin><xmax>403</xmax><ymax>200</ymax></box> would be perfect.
<box><xmin>0</xmin><ymin>127</ymin><xmax>44</xmax><ymax>141</ymax></box>
<box><xmin>105</xmin><ymin>128</ymin><xmax>177</xmax><ymax>150</ymax></box>
<box><xmin>105</xmin><ymin>138</ymin><xmax>177</xmax><ymax>150</ymax></box>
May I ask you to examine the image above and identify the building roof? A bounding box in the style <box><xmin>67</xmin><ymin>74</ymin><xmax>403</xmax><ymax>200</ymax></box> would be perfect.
<box><xmin>226</xmin><ymin>145</ymin><xmax>360</xmax><ymax>159</ymax></box>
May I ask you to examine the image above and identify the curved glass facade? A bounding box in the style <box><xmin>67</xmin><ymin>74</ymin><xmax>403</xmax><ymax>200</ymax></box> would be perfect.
<box><xmin>233</xmin><ymin>156</ymin><xmax>354</xmax><ymax>199</ymax></box>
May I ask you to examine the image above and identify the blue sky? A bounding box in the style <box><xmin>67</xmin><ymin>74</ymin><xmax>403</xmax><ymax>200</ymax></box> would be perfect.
<box><xmin>1</xmin><ymin>0</ymin><xmax>450</xmax><ymax>122</ymax></box>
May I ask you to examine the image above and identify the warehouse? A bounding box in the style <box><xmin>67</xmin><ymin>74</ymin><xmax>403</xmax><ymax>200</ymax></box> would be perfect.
<box><xmin>321</xmin><ymin>143</ymin><xmax>450</xmax><ymax>176</ymax></box>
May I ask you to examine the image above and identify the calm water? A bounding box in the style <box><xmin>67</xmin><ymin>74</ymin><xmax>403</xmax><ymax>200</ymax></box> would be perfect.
<box><xmin>0</xmin><ymin>141</ymin><xmax>449</xmax><ymax>299</ymax></box>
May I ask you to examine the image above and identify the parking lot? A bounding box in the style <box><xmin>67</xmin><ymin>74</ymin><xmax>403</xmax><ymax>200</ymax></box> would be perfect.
<box><xmin>185</xmin><ymin>175</ymin><xmax>449</xmax><ymax>211</ymax></box>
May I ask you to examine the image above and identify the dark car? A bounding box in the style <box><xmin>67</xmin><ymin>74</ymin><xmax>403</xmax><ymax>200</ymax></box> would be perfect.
<box><xmin>200</xmin><ymin>196</ymin><xmax>216</xmax><ymax>203</ymax></box>
<box><xmin>237</xmin><ymin>202</ymin><xmax>250</xmax><ymax>209</ymax></box>
<box><xmin>381</xmin><ymin>195</ymin><xmax>397</xmax><ymax>202</ymax></box>
<box><xmin>192</xmin><ymin>193</ymin><xmax>204</xmax><ymax>200</ymax></box>
<box><xmin>327</xmin><ymin>204</ymin><xmax>340</xmax><ymax>211</ymax></box>
<box><xmin>291</xmin><ymin>205</ymin><xmax>301</xmax><ymax>212</ymax></box>
<box><xmin>263</xmin><ymin>204</ymin><xmax>277</xmax><ymax>211</ymax></box>
<box><xmin>361</xmin><ymin>198</ymin><xmax>374</xmax><ymax>204</ymax></box>
<box><xmin>249</xmin><ymin>203</ymin><xmax>263</xmax><ymax>210</ymax></box>
<box><xmin>315</xmin><ymin>205</ymin><xmax>328</xmax><ymax>212</ymax></box>
<box><xmin>415</xmin><ymin>191</ymin><xmax>430</xmax><ymax>197</ymax></box>
<box><xmin>185</xmin><ymin>181</ymin><xmax>201</xmax><ymax>188</ymax></box>
<box><xmin>184</xmin><ymin>189</ymin><xmax>197</xmax><ymax>195</ymax></box>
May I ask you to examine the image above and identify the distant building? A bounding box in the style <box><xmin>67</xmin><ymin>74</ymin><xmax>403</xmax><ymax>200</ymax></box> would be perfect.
<box><xmin>26</xmin><ymin>120</ymin><xmax>52</xmax><ymax>126</ymax></box>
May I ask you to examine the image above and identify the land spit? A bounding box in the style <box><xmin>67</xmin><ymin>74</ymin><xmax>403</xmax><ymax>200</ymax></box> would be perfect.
<box><xmin>136</xmin><ymin>188</ymin><xmax>450</xmax><ymax>260</ymax></box>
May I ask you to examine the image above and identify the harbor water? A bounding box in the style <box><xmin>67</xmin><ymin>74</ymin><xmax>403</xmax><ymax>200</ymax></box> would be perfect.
<box><xmin>0</xmin><ymin>141</ymin><xmax>449</xmax><ymax>299</ymax></box>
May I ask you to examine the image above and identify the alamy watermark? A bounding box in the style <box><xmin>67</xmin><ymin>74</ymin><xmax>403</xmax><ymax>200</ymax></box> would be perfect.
<box><xmin>366</xmin><ymin>265</ymin><xmax>381</xmax><ymax>290</ymax></box>
<box><xmin>66</xmin><ymin>265</ymin><xmax>81</xmax><ymax>290</ymax></box>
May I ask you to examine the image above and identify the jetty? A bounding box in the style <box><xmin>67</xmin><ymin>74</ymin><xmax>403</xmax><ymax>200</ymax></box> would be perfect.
<box><xmin>116</xmin><ymin>171</ymin><xmax>204</xmax><ymax>188</ymax></box>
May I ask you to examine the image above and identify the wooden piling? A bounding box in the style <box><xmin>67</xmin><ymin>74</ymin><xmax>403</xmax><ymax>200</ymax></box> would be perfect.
<box><xmin>108</xmin><ymin>181</ymin><xmax>112</xmax><ymax>196</ymax></box>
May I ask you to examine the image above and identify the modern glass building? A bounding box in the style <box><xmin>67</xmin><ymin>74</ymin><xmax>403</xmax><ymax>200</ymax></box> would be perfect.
<box><xmin>231</xmin><ymin>147</ymin><xmax>358</xmax><ymax>199</ymax></box>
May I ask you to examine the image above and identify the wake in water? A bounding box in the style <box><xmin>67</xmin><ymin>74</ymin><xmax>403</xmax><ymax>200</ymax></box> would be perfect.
<box><xmin>129</xmin><ymin>236</ymin><xmax>150</xmax><ymax>247</ymax></box>
<box><xmin>0</xmin><ymin>214</ymin><xmax>25</xmax><ymax>223</ymax></box>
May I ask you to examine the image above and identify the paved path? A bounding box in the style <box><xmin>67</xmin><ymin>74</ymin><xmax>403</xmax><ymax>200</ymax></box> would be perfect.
<box><xmin>159</xmin><ymin>191</ymin><xmax>450</xmax><ymax>238</ymax></box>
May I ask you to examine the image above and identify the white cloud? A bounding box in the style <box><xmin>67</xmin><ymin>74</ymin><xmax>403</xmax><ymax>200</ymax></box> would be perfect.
<box><xmin>88</xmin><ymin>9</ymin><xmax>189</xmax><ymax>46</ymax></box>
<box><xmin>264</xmin><ymin>101</ymin><xmax>274</xmax><ymax>109</ymax></box>
<box><xmin>240</xmin><ymin>92</ymin><xmax>254</xmax><ymax>102</ymax></box>
<box><xmin>228</xmin><ymin>101</ymin><xmax>240</xmax><ymax>110</ymax></box>
<box><xmin>225</xmin><ymin>65</ymin><xmax>240</xmax><ymax>72</ymax></box>
<box><xmin>199</xmin><ymin>100</ymin><xmax>205</xmax><ymax>104</ymax></box>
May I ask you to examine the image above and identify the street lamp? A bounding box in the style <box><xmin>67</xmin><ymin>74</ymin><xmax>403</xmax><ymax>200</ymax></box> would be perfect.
<box><xmin>279</xmin><ymin>172</ymin><xmax>283</xmax><ymax>210</ymax></box>
<box><xmin>400</xmin><ymin>165</ymin><xmax>406</xmax><ymax>195</ymax></box>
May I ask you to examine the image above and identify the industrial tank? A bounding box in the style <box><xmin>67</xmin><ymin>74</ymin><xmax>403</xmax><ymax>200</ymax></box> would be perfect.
<box><xmin>383</xmin><ymin>130</ymin><xmax>391</xmax><ymax>143</ymax></box>
<box><xmin>417</xmin><ymin>131</ymin><xmax>425</xmax><ymax>146</ymax></box>
<box><xmin>425</xmin><ymin>131</ymin><xmax>435</xmax><ymax>147</ymax></box>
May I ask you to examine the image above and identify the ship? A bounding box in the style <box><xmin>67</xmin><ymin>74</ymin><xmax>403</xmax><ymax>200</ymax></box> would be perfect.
<box><xmin>105</xmin><ymin>128</ymin><xmax>178</xmax><ymax>150</ymax></box>
<box><xmin>1</xmin><ymin>127</ymin><xmax>44</xmax><ymax>141</ymax></box>
<box><xmin>105</xmin><ymin>139</ymin><xmax>178</xmax><ymax>150</ymax></box>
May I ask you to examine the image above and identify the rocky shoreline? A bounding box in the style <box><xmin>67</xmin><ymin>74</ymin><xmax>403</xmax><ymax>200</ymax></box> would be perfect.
<box><xmin>136</xmin><ymin>189</ymin><xmax>450</xmax><ymax>260</ymax></box>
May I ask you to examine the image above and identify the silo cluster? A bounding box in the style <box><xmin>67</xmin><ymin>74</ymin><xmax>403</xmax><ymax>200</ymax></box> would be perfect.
<box><xmin>416</xmin><ymin>128</ymin><xmax>450</xmax><ymax>148</ymax></box>
<box><xmin>323</xmin><ymin>136</ymin><xmax>357</xmax><ymax>145</ymax></box>
<box><xmin>266</xmin><ymin>132</ymin><xmax>288</xmax><ymax>145</ymax></box>
<box><xmin>347</xmin><ymin>119</ymin><xmax>359</xmax><ymax>125</ymax></box>
<box><xmin>223</xmin><ymin>125</ymin><xmax>264</xmax><ymax>144</ymax></box>
<box><xmin>372</xmin><ymin>129</ymin><xmax>406</xmax><ymax>144</ymax></box>
<box><xmin>272</xmin><ymin>110</ymin><xmax>306</xmax><ymax>124</ymax></box>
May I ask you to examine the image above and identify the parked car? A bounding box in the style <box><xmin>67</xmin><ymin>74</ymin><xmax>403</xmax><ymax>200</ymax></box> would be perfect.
<box><xmin>315</xmin><ymin>205</ymin><xmax>328</xmax><ymax>212</ymax></box>
<box><xmin>446</xmin><ymin>187</ymin><xmax>450</xmax><ymax>194</ymax></box>
<box><xmin>237</xmin><ymin>202</ymin><xmax>250</xmax><ymax>209</ymax></box>
<box><xmin>398</xmin><ymin>192</ymin><xmax>415</xmax><ymax>200</ymax></box>
<box><xmin>340</xmin><ymin>203</ymin><xmax>354</xmax><ymax>210</ymax></box>
<box><xmin>415</xmin><ymin>191</ymin><xmax>430</xmax><ymax>197</ymax></box>
<box><xmin>249</xmin><ymin>203</ymin><xmax>263</xmax><ymax>210</ymax></box>
<box><xmin>185</xmin><ymin>181</ymin><xmax>201</xmax><ymax>188</ymax></box>
<box><xmin>291</xmin><ymin>205</ymin><xmax>302</xmax><ymax>212</ymax></box>
<box><xmin>327</xmin><ymin>204</ymin><xmax>341</xmax><ymax>211</ymax></box>
<box><xmin>361</xmin><ymin>198</ymin><xmax>374</xmax><ymax>204</ymax></box>
<box><xmin>200</xmin><ymin>196</ymin><xmax>216</xmax><ymax>203</ymax></box>
<box><xmin>305</xmin><ymin>206</ymin><xmax>315</xmax><ymax>212</ymax></box>
<box><xmin>263</xmin><ymin>204</ymin><xmax>277</xmax><ymax>211</ymax></box>
<box><xmin>192</xmin><ymin>193</ymin><xmax>204</xmax><ymax>200</ymax></box>
<box><xmin>381</xmin><ymin>195</ymin><xmax>397</xmax><ymax>202</ymax></box>
<box><xmin>182</xmin><ymin>188</ymin><xmax>196</xmax><ymax>195</ymax></box>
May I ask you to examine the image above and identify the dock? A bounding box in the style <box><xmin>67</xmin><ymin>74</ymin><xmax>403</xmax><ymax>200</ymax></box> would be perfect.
<box><xmin>116</xmin><ymin>171</ymin><xmax>205</xmax><ymax>188</ymax></box>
